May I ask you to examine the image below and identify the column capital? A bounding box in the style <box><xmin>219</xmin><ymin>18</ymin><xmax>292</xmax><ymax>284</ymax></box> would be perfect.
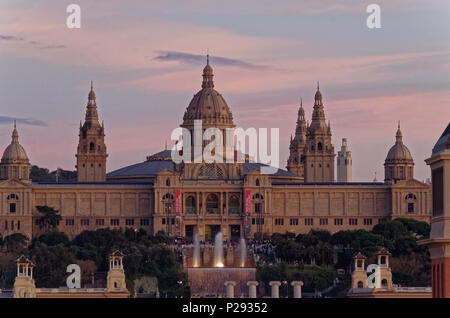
<box><xmin>269</xmin><ymin>281</ymin><xmax>281</xmax><ymax>287</ymax></box>
<box><xmin>247</xmin><ymin>281</ymin><xmax>259</xmax><ymax>287</ymax></box>
<box><xmin>291</xmin><ymin>281</ymin><xmax>304</xmax><ymax>287</ymax></box>
<box><xmin>224</xmin><ymin>281</ymin><xmax>237</xmax><ymax>287</ymax></box>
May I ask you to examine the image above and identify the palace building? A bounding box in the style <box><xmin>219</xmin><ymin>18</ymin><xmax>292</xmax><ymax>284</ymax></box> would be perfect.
<box><xmin>0</xmin><ymin>57</ymin><xmax>432</xmax><ymax>242</ymax></box>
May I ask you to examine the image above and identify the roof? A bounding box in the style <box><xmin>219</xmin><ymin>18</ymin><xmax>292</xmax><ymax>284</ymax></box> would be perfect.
<box><xmin>108</xmin><ymin>150</ymin><xmax>298</xmax><ymax>179</ymax></box>
<box><xmin>33</xmin><ymin>182</ymin><xmax>153</xmax><ymax>186</ymax></box>
<box><xmin>107</xmin><ymin>160</ymin><xmax>175</xmax><ymax>178</ymax></box>
<box><xmin>432</xmin><ymin>122</ymin><xmax>450</xmax><ymax>155</ymax></box>
<box><xmin>244</xmin><ymin>162</ymin><xmax>298</xmax><ymax>177</ymax></box>
<box><xmin>273</xmin><ymin>182</ymin><xmax>386</xmax><ymax>186</ymax></box>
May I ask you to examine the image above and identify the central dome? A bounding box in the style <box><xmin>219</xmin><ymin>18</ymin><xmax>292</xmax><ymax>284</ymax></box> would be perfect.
<box><xmin>181</xmin><ymin>55</ymin><xmax>234</xmax><ymax>128</ymax></box>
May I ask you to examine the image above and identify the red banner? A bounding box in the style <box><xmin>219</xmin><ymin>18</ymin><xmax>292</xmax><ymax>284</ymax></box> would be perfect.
<box><xmin>245</xmin><ymin>189</ymin><xmax>251</xmax><ymax>215</ymax></box>
<box><xmin>175</xmin><ymin>189</ymin><xmax>182</xmax><ymax>216</ymax></box>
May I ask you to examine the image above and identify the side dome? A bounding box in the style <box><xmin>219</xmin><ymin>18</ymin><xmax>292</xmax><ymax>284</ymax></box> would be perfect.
<box><xmin>181</xmin><ymin>55</ymin><xmax>235</xmax><ymax>128</ymax></box>
<box><xmin>385</xmin><ymin>124</ymin><xmax>414</xmax><ymax>163</ymax></box>
<box><xmin>1</xmin><ymin>123</ymin><xmax>29</xmax><ymax>164</ymax></box>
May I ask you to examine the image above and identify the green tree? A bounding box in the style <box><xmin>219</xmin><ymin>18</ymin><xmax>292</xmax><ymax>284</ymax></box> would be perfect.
<box><xmin>4</xmin><ymin>233</ymin><xmax>29</xmax><ymax>253</ymax></box>
<box><xmin>36</xmin><ymin>205</ymin><xmax>62</xmax><ymax>232</ymax></box>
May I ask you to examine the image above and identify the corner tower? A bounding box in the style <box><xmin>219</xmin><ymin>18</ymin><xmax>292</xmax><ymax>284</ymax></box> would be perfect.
<box><xmin>304</xmin><ymin>83</ymin><xmax>335</xmax><ymax>182</ymax></box>
<box><xmin>287</xmin><ymin>99</ymin><xmax>307</xmax><ymax>178</ymax></box>
<box><xmin>76</xmin><ymin>82</ymin><xmax>108</xmax><ymax>182</ymax></box>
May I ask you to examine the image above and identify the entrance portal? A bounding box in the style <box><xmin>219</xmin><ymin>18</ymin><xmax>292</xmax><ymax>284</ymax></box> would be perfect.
<box><xmin>185</xmin><ymin>225</ymin><xmax>194</xmax><ymax>242</ymax></box>
<box><xmin>205</xmin><ymin>225</ymin><xmax>221</xmax><ymax>242</ymax></box>
<box><xmin>229</xmin><ymin>225</ymin><xmax>241</xmax><ymax>242</ymax></box>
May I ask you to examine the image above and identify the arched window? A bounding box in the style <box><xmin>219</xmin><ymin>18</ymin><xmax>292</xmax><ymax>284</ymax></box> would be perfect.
<box><xmin>89</xmin><ymin>142</ymin><xmax>95</xmax><ymax>152</ymax></box>
<box><xmin>318</xmin><ymin>142</ymin><xmax>323</xmax><ymax>151</ymax></box>
<box><xmin>381</xmin><ymin>279</ymin><xmax>388</xmax><ymax>288</ymax></box>
<box><xmin>166</xmin><ymin>178</ymin><xmax>170</xmax><ymax>186</ymax></box>
<box><xmin>206</xmin><ymin>194</ymin><xmax>219</xmax><ymax>214</ymax></box>
<box><xmin>256</xmin><ymin>179</ymin><xmax>260</xmax><ymax>187</ymax></box>
<box><xmin>186</xmin><ymin>196</ymin><xmax>196</xmax><ymax>214</ymax></box>
<box><xmin>229</xmin><ymin>195</ymin><xmax>240</xmax><ymax>214</ymax></box>
<box><xmin>380</xmin><ymin>256</ymin><xmax>386</xmax><ymax>265</ymax></box>
<box><xmin>357</xmin><ymin>281</ymin><xmax>363</xmax><ymax>288</ymax></box>
<box><xmin>162</xmin><ymin>193</ymin><xmax>174</xmax><ymax>201</ymax></box>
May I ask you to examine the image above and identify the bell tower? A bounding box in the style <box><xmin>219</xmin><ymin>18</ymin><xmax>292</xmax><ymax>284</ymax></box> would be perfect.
<box><xmin>287</xmin><ymin>99</ymin><xmax>307</xmax><ymax>179</ymax></box>
<box><xmin>304</xmin><ymin>83</ymin><xmax>335</xmax><ymax>182</ymax></box>
<box><xmin>76</xmin><ymin>82</ymin><xmax>108</xmax><ymax>182</ymax></box>
<box><xmin>337</xmin><ymin>138</ymin><xmax>352</xmax><ymax>182</ymax></box>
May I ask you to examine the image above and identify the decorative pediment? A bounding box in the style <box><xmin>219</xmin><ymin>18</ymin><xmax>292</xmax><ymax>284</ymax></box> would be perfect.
<box><xmin>0</xmin><ymin>178</ymin><xmax>32</xmax><ymax>188</ymax></box>
<box><xmin>392</xmin><ymin>178</ymin><xmax>428</xmax><ymax>188</ymax></box>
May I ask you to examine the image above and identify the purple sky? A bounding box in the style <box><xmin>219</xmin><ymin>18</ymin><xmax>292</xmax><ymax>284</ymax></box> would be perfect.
<box><xmin>0</xmin><ymin>0</ymin><xmax>449</xmax><ymax>181</ymax></box>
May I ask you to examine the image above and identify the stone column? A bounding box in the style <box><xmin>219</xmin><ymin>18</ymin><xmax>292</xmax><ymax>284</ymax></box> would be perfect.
<box><xmin>269</xmin><ymin>281</ymin><xmax>281</xmax><ymax>298</ymax></box>
<box><xmin>291</xmin><ymin>281</ymin><xmax>303</xmax><ymax>298</ymax></box>
<box><xmin>224</xmin><ymin>281</ymin><xmax>236</xmax><ymax>298</ymax></box>
<box><xmin>247</xmin><ymin>281</ymin><xmax>259</xmax><ymax>298</ymax></box>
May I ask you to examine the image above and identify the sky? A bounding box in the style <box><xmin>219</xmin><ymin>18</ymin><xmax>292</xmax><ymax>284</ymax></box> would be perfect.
<box><xmin>0</xmin><ymin>0</ymin><xmax>449</xmax><ymax>181</ymax></box>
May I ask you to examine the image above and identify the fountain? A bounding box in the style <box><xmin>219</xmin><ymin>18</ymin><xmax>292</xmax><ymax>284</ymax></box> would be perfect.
<box><xmin>213</xmin><ymin>232</ymin><xmax>224</xmax><ymax>267</ymax></box>
<box><xmin>239</xmin><ymin>238</ymin><xmax>246</xmax><ymax>268</ymax></box>
<box><xmin>193</xmin><ymin>233</ymin><xmax>200</xmax><ymax>268</ymax></box>
<box><xmin>184</xmin><ymin>232</ymin><xmax>256</xmax><ymax>297</ymax></box>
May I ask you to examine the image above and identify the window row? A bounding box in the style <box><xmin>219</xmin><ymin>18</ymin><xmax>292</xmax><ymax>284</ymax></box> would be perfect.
<box><xmin>272</xmin><ymin>218</ymin><xmax>382</xmax><ymax>226</ymax></box>
<box><xmin>4</xmin><ymin>220</ymin><xmax>21</xmax><ymax>230</ymax></box>
<box><xmin>60</xmin><ymin>218</ymin><xmax>150</xmax><ymax>227</ymax></box>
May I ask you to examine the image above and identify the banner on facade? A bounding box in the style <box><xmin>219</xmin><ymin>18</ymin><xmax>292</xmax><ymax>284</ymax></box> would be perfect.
<box><xmin>175</xmin><ymin>189</ymin><xmax>182</xmax><ymax>216</ymax></box>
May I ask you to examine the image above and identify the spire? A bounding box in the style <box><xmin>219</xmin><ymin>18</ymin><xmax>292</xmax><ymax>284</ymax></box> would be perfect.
<box><xmin>202</xmin><ymin>54</ymin><xmax>214</xmax><ymax>89</ymax></box>
<box><xmin>396</xmin><ymin>120</ymin><xmax>403</xmax><ymax>143</ymax></box>
<box><xmin>298</xmin><ymin>97</ymin><xmax>305</xmax><ymax>119</ymax></box>
<box><xmin>12</xmin><ymin>120</ymin><xmax>19</xmax><ymax>143</ymax></box>
<box><xmin>88</xmin><ymin>81</ymin><xmax>96</xmax><ymax>103</ymax></box>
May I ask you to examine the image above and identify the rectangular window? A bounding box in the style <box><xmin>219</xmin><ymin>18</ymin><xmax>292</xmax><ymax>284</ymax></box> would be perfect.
<box><xmin>81</xmin><ymin>219</ymin><xmax>90</xmax><ymax>226</ymax></box>
<box><xmin>162</xmin><ymin>218</ymin><xmax>166</xmax><ymax>225</ymax></box>
<box><xmin>110</xmin><ymin>219</ymin><xmax>120</xmax><ymax>226</ymax></box>
<box><xmin>334</xmin><ymin>218</ymin><xmax>343</xmax><ymax>226</ymax></box>
<box><xmin>66</xmin><ymin>219</ymin><xmax>74</xmax><ymax>226</ymax></box>
<box><xmin>171</xmin><ymin>218</ymin><xmax>175</xmax><ymax>225</ymax></box>
<box><xmin>364</xmin><ymin>218</ymin><xmax>373</xmax><ymax>226</ymax></box>
<box><xmin>378</xmin><ymin>218</ymin><xmax>387</xmax><ymax>224</ymax></box>
<box><xmin>290</xmin><ymin>218</ymin><xmax>298</xmax><ymax>226</ymax></box>
<box><xmin>17</xmin><ymin>221</ymin><xmax>20</xmax><ymax>230</ymax></box>
<box><xmin>9</xmin><ymin>203</ymin><xmax>16</xmax><ymax>213</ymax></box>
<box><xmin>126</xmin><ymin>219</ymin><xmax>134</xmax><ymax>226</ymax></box>
<box><xmin>305</xmin><ymin>218</ymin><xmax>314</xmax><ymax>226</ymax></box>
<box><xmin>349</xmin><ymin>218</ymin><xmax>358</xmax><ymax>225</ymax></box>
<box><xmin>320</xmin><ymin>218</ymin><xmax>328</xmax><ymax>226</ymax></box>
<box><xmin>407</xmin><ymin>203</ymin><xmax>414</xmax><ymax>213</ymax></box>
<box><xmin>96</xmin><ymin>219</ymin><xmax>105</xmax><ymax>226</ymax></box>
<box><xmin>11</xmin><ymin>221</ymin><xmax>14</xmax><ymax>231</ymax></box>
<box><xmin>275</xmin><ymin>218</ymin><xmax>284</xmax><ymax>226</ymax></box>
<box><xmin>140</xmin><ymin>218</ymin><xmax>150</xmax><ymax>226</ymax></box>
<box><xmin>4</xmin><ymin>220</ymin><xmax>7</xmax><ymax>230</ymax></box>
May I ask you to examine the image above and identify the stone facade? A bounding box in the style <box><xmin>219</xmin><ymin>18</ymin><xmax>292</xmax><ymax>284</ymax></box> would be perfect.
<box><xmin>0</xmin><ymin>58</ymin><xmax>432</xmax><ymax>242</ymax></box>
